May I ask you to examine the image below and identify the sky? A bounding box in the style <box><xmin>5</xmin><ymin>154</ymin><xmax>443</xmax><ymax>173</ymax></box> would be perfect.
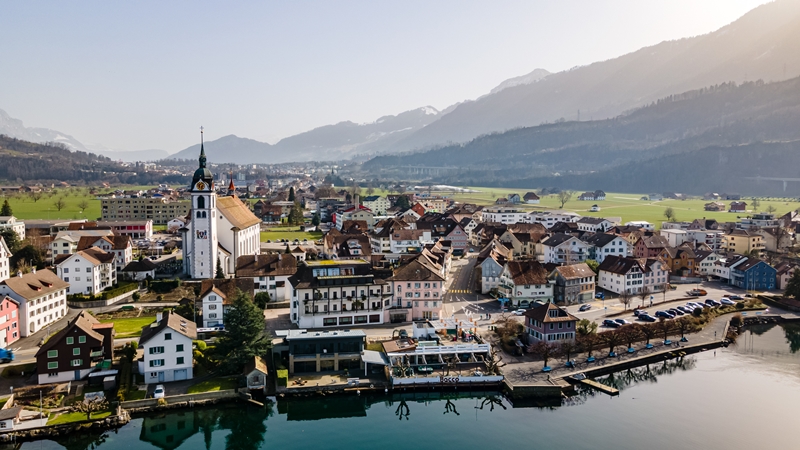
<box><xmin>0</xmin><ymin>0</ymin><xmax>773</xmax><ymax>153</ymax></box>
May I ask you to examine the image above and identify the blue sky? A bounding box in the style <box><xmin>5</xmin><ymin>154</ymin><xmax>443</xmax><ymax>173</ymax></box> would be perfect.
<box><xmin>0</xmin><ymin>0</ymin><xmax>771</xmax><ymax>153</ymax></box>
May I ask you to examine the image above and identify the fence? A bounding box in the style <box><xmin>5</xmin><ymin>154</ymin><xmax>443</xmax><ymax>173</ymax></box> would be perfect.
<box><xmin>119</xmin><ymin>389</ymin><xmax>239</xmax><ymax>409</ymax></box>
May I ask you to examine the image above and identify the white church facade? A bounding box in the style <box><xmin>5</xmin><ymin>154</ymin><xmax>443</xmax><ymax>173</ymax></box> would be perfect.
<box><xmin>181</xmin><ymin>133</ymin><xmax>261</xmax><ymax>279</ymax></box>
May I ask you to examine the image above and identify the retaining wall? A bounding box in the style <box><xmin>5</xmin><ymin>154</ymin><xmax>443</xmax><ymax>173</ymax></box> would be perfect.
<box><xmin>120</xmin><ymin>389</ymin><xmax>239</xmax><ymax>410</ymax></box>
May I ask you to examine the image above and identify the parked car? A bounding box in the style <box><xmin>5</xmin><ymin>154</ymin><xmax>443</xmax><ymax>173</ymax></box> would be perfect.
<box><xmin>705</xmin><ymin>299</ymin><xmax>721</xmax><ymax>307</ymax></box>
<box><xmin>689</xmin><ymin>289</ymin><xmax>708</xmax><ymax>296</ymax></box>
<box><xmin>639</xmin><ymin>314</ymin><xmax>657</xmax><ymax>322</ymax></box>
<box><xmin>603</xmin><ymin>319</ymin><xmax>621</xmax><ymax>328</ymax></box>
<box><xmin>745</xmin><ymin>293</ymin><xmax>754</xmax><ymax>298</ymax></box>
<box><xmin>655</xmin><ymin>310</ymin><xmax>674</xmax><ymax>319</ymax></box>
<box><xmin>668</xmin><ymin>308</ymin><xmax>684</xmax><ymax>316</ymax></box>
<box><xmin>633</xmin><ymin>309</ymin><xmax>644</xmax><ymax>316</ymax></box>
<box><xmin>153</xmin><ymin>385</ymin><xmax>165</xmax><ymax>399</ymax></box>
<box><xmin>615</xmin><ymin>318</ymin><xmax>631</xmax><ymax>325</ymax></box>
<box><xmin>677</xmin><ymin>306</ymin><xmax>692</xmax><ymax>314</ymax></box>
<box><xmin>720</xmin><ymin>298</ymin><xmax>735</xmax><ymax>306</ymax></box>
<box><xmin>595</xmin><ymin>292</ymin><xmax>604</xmax><ymax>299</ymax></box>
<box><xmin>513</xmin><ymin>309</ymin><xmax>526</xmax><ymax>316</ymax></box>
<box><xmin>579</xmin><ymin>304</ymin><xmax>592</xmax><ymax>312</ymax></box>
<box><xmin>729</xmin><ymin>294</ymin><xmax>743</xmax><ymax>300</ymax></box>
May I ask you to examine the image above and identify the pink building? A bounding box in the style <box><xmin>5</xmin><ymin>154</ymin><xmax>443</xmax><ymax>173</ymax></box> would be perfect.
<box><xmin>0</xmin><ymin>296</ymin><xmax>19</xmax><ymax>348</ymax></box>
<box><xmin>388</xmin><ymin>255</ymin><xmax>445</xmax><ymax>323</ymax></box>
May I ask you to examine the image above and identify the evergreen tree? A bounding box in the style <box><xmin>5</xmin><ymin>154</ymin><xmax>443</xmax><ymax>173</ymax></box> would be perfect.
<box><xmin>785</xmin><ymin>270</ymin><xmax>800</xmax><ymax>298</ymax></box>
<box><xmin>288</xmin><ymin>187</ymin><xmax>296</xmax><ymax>202</ymax></box>
<box><xmin>288</xmin><ymin>202</ymin><xmax>304</xmax><ymax>225</ymax></box>
<box><xmin>253</xmin><ymin>291</ymin><xmax>271</xmax><ymax>309</ymax></box>
<box><xmin>215</xmin><ymin>259</ymin><xmax>225</xmax><ymax>279</ymax></box>
<box><xmin>0</xmin><ymin>230</ymin><xmax>19</xmax><ymax>253</ymax></box>
<box><xmin>214</xmin><ymin>290</ymin><xmax>272</xmax><ymax>374</ymax></box>
<box><xmin>395</xmin><ymin>195</ymin><xmax>410</xmax><ymax>209</ymax></box>
<box><xmin>311</xmin><ymin>211</ymin><xmax>321</xmax><ymax>227</ymax></box>
<box><xmin>0</xmin><ymin>200</ymin><xmax>11</xmax><ymax>216</ymax></box>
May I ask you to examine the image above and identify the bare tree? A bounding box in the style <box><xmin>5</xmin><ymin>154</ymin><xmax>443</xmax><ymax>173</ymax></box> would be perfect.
<box><xmin>528</xmin><ymin>341</ymin><xmax>560</xmax><ymax>369</ymax></box>
<box><xmin>657</xmin><ymin>318</ymin><xmax>674</xmax><ymax>343</ymax></box>
<box><xmin>663</xmin><ymin>206</ymin><xmax>677</xmax><ymax>222</ymax></box>
<box><xmin>29</xmin><ymin>192</ymin><xmax>42</xmax><ymax>203</ymax></box>
<box><xmin>619</xmin><ymin>290</ymin><xmax>634</xmax><ymax>310</ymax></box>
<box><xmin>77</xmin><ymin>200</ymin><xmax>89</xmax><ymax>211</ymax></box>
<box><xmin>766</xmin><ymin>205</ymin><xmax>777</xmax><ymax>214</ymax></box>
<box><xmin>557</xmin><ymin>190</ymin><xmax>574</xmax><ymax>209</ymax></box>
<box><xmin>675</xmin><ymin>317</ymin><xmax>694</xmax><ymax>339</ymax></box>
<box><xmin>72</xmin><ymin>397</ymin><xmax>109</xmax><ymax>420</ymax></box>
<box><xmin>560</xmin><ymin>340</ymin><xmax>577</xmax><ymax>364</ymax></box>
<box><xmin>640</xmin><ymin>323</ymin><xmax>658</xmax><ymax>347</ymax></box>
<box><xmin>637</xmin><ymin>286</ymin><xmax>651</xmax><ymax>309</ymax></box>
<box><xmin>53</xmin><ymin>197</ymin><xmax>66</xmax><ymax>212</ymax></box>
<box><xmin>751</xmin><ymin>197</ymin><xmax>760</xmax><ymax>211</ymax></box>
<box><xmin>578</xmin><ymin>333</ymin><xmax>599</xmax><ymax>360</ymax></box>
<box><xmin>600</xmin><ymin>329</ymin><xmax>621</xmax><ymax>356</ymax></box>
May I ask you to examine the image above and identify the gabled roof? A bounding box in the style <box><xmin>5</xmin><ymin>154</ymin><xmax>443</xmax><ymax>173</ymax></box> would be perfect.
<box><xmin>541</xmin><ymin>233</ymin><xmax>581</xmax><ymax>247</ymax></box>
<box><xmin>523</xmin><ymin>302</ymin><xmax>577</xmax><ymax>323</ymax></box>
<box><xmin>76</xmin><ymin>236</ymin><xmax>113</xmax><ymax>251</ymax></box>
<box><xmin>244</xmin><ymin>356</ymin><xmax>268</xmax><ymax>375</ymax></box>
<box><xmin>36</xmin><ymin>311</ymin><xmax>104</xmax><ymax>357</ymax></box>
<box><xmin>662</xmin><ymin>246</ymin><xmax>696</xmax><ymax>259</ymax></box>
<box><xmin>523</xmin><ymin>192</ymin><xmax>540</xmax><ymax>200</ymax></box>
<box><xmin>598</xmin><ymin>255</ymin><xmax>652</xmax><ymax>275</ymax></box>
<box><xmin>139</xmin><ymin>311</ymin><xmax>197</xmax><ymax>345</ymax></box>
<box><xmin>550</xmin><ymin>263</ymin><xmax>596</xmax><ymax>280</ymax></box>
<box><xmin>733</xmin><ymin>257</ymin><xmax>772</xmax><ymax>272</ymax></box>
<box><xmin>577</xmin><ymin>217</ymin><xmax>608</xmax><ymax>225</ymax></box>
<box><xmin>388</xmin><ymin>256</ymin><xmax>444</xmax><ymax>282</ymax></box>
<box><xmin>216</xmin><ymin>196</ymin><xmax>261</xmax><ymax>229</ymax></box>
<box><xmin>121</xmin><ymin>259</ymin><xmax>158</xmax><ymax>272</ymax></box>
<box><xmin>504</xmin><ymin>260</ymin><xmax>548</xmax><ymax>285</ymax></box>
<box><xmin>236</xmin><ymin>253</ymin><xmax>298</xmax><ymax>278</ymax></box>
<box><xmin>1</xmin><ymin>269</ymin><xmax>69</xmax><ymax>300</ymax></box>
<box><xmin>637</xmin><ymin>235</ymin><xmax>670</xmax><ymax>249</ymax></box>
<box><xmin>581</xmin><ymin>232</ymin><xmax>621</xmax><ymax>247</ymax></box>
<box><xmin>199</xmin><ymin>278</ymin><xmax>257</xmax><ymax>304</ymax></box>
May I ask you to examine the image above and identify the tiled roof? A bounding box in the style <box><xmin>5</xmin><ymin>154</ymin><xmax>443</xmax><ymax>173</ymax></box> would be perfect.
<box><xmin>541</xmin><ymin>233</ymin><xmax>577</xmax><ymax>247</ymax></box>
<box><xmin>139</xmin><ymin>311</ymin><xmax>197</xmax><ymax>346</ymax></box>
<box><xmin>504</xmin><ymin>260</ymin><xmax>548</xmax><ymax>285</ymax></box>
<box><xmin>638</xmin><ymin>235</ymin><xmax>669</xmax><ymax>249</ymax></box>
<box><xmin>551</xmin><ymin>263</ymin><xmax>595</xmax><ymax>280</ymax></box>
<box><xmin>1</xmin><ymin>269</ymin><xmax>68</xmax><ymax>300</ymax></box>
<box><xmin>35</xmin><ymin>311</ymin><xmax>105</xmax><ymax>357</ymax></box>
<box><xmin>216</xmin><ymin>196</ymin><xmax>261</xmax><ymax>229</ymax></box>
<box><xmin>199</xmin><ymin>278</ymin><xmax>257</xmax><ymax>304</ymax></box>
<box><xmin>523</xmin><ymin>302</ymin><xmax>577</xmax><ymax>323</ymax></box>
<box><xmin>235</xmin><ymin>253</ymin><xmax>298</xmax><ymax>278</ymax></box>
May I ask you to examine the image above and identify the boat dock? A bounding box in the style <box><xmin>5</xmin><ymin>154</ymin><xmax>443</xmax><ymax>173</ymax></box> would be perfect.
<box><xmin>576</xmin><ymin>378</ymin><xmax>619</xmax><ymax>396</ymax></box>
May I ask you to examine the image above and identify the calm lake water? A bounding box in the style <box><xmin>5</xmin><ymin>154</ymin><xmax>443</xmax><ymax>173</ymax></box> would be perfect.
<box><xmin>10</xmin><ymin>323</ymin><xmax>800</xmax><ymax>450</ymax></box>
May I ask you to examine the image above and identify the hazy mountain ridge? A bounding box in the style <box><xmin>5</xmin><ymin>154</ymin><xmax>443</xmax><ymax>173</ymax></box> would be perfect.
<box><xmin>386</xmin><ymin>0</ymin><xmax>800</xmax><ymax>153</ymax></box>
<box><xmin>0</xmin><ymin>108</ymin><xmax>89</xmax><ymax>152</ymax></box>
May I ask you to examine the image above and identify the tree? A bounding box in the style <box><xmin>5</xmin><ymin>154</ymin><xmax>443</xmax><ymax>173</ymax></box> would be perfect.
<box><xmin>675</xmin><ymin>316</ymin><xmax>694</xmax><ymax>339</ymax></box>
<box><xmin>288</xmin><ymin>187</ymin><xmax>296</xmax><ymax>202</ymax></box>
<box><xmin>11</xmin><ymin>245</ymin><xmax>45</xmax><ymax>270</ymax></box>
<box><xmin>663</xmin><ymin>206</ymin><xmax>676</xmax><ymax>222</ymax></box>
<box><xmin>618</xmin><ymin>325</ymin><xmax>641</xmax><ymax>351</ymax></box>
<box><xmin>560</xmin><ymin>340</ymin><xmax>577</xmax><ymax>364</ymax></box>
<box><xmin>29</xmin><ymin>192</ymin><xmax>42</xmax><ymax>203</ymax></box>
<box><xmin>366</xmin><ymin>186</ymin><xmax>375</xmax><ymax>196</ymax></box>
<box><xmin>751</xmin><ymin>197</ymin><xmax>761</xmax><ymax>210</ymax></box>
<box><xmin>77</xmin><ymin>200</ymin><xmax>89</xmax><ymax>211</ymax></box>
<box><xmin>214</xmin><ymin>289</ymin><xmax>272</xmax><ymax>374</ymax></box>
<box><xmin>585</xmin><ymin>259</ymin><xmax>600</xmax><ymax>274</ymax></box>
<box><xmin>578</xmin><ymin>333</ymin><xmax>599</xmax><ymax>359</ymax></box>
<box><xmin>0</xmin><ymin>229</ymin><xmax>20</xmax><ymax>253</ymax></box>
<box><xmin>600</xmin><ymin>329</ymin><xmax>621</xmax><ymax>356</ymax></box>
<box><xmin>640</xmin><ymin>323</ymin><xmax>657</xmax><ymax>346</ymax></box>
<box><xmin>53</xmin><ymin>197</ymin><xmax>66</xmax><ymax>212</ymax></box>
<box><xmin>557</xmin><ymin>190</ymin><xmax>574</xmax><ymax>209</ymax></box>
<box><xmin>576</xmin><ymin>318</ymin><xmax>598</xmax><ymax>337</ymax></box>
<box><xmin>254</xmin><ymin>291</ymin><xmax>271</xmax><ymax>309</ymax></box>
<box><xmin>395</xmin><ymin>195</ymin><xmax>411</xmax><ymax>209</ymax></box>
<box><xmin>619</xmin><ymin>290</ymin><xmax>633</xmax><ymax>310</ymax></box>
<box><xmin>215</xmin><ymin>259</ymin><xmax>225</xmax><ymax>279</ymax></box>
<box><xmin>72</xmin><ymin>397</ymin><xmax>109</xmax><ymax>420</ymax></box>
<box><xmin>288</xmin><ymin>202</ymin><xmax>305</xmax><ymax>225</ymax></box>
<box><xmin>0</xmin><ymin>200</ymin><xmax>11</xmax><ymax>216</ymax></box>
<box><xmin>528</xmin><ymin>341</ymin><xmax>559</xmax><ymax>369</ymax></box>
<box><xmin>784</xmin><ymin>270</ymin><xmax>800</xmax><ymax>298</ymax></box>
<box><xmin>766</xmin><ymin>204</ymin><xmax>777</xmax><ymax>214</ymax></box>
<box><xmin>637</xmin><ymin>286</ymin><xmax>651</xmax><ymax>309</ymax></box>
<box><xmin>657</xmin><ymin>318</ymin><xmax>673</xmax><ymax>343</ymax></box>
<box><xmin>311</xmin><ymin>211</ymin><xmax>320</xmax><ymax>227</ymax></box>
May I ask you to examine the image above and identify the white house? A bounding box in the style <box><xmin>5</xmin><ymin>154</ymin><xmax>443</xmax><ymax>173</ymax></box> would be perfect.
<box><xmin>138</xmin><ymin>312</ymin><xmax>196</xmax><ymax>384</ymax></box>
<box><xmin>0</xmin><ymin>269</ymin><xmax>68</xmax><ymax>337</ymax></box>
<box><xmin>197</xmin><ymin>278</ymin><xmax>256</xmax><ymax>328</ymax></box>
<box><xmin>695</xmin><ymin>250</ymin><xmax>721</xmax><ymax>277</ymax></box>
<box><xmin>582</xmin><ymin>233</ymin><xmax>631</xmax><ymax>264</ymax></box>
<box><xmin>526</xmin><ymin>210</ymin><xmax>581</xmax><ymax>229</ymax></box>
<box><xmin>362</xmin><ymin>196</ymin><xmax>391</xmax><ymax>215</ymax></box>
<box><xmin>235</xmin><ymin>254</ymin><xmax>297</xmax><ymax>303</ymax></box>
<box><xmin>120</xmin><ymin>259</ymin><xmax>157</xmax><ymax>281</ymax></box>
<box><xmin>50</xmin><ymin>230</ymin><xmax>114</xmax><ymax>258</ymax></box>
<box><xmin>597</xmin><ymin>255</ymin><xmax>669</xmax><ymax>295</ymax></box>
<box><xmin>167</xmin><ymin>216</ymin><xmax>187</xmax><ymax>233</ymax></box>
<box><xmin>0</xmin><ymin>237</ymin><xmax>10</xmax><ymax>282</ymax></box>
<box><xmin>0</xmin><ymin>216</ymin><xmax>25</xmax><ymax>240</ymax></box>
<box><xmin>55</xmin><ymin>248</ymin><xmax>116</xmax><ymax>296</ymax></box>
<box><xmin>481</xmin><ymin>207</ymin><xmax>529</xmax><ymax>225</ymax></box>
<box><xmin>389</xmin><ymin>229</ymin><xmax>432</xmax><ymax>253</ymax></box>
<box><xmin>576</xmin><ymin>217</ymin><xmax>615</xmax><ymax>233</ymax></box>
<box><xmin>478</xmin><ymin>241</ymin><xmax>511</xmax><ymax>294</ymax></box>
<box><xmin>498</xmin><ymin>260</ymin><xmax>553</xmax><ymax>308</ymax></box>
<box><xmin>539</xmin><ymin>234</ymin><xmax>591</xmax><ymax>264</ymax></box>
<box><xmin>624</xmin><ymin>221</ymin><xmax>654</xmax><ymax>231</ymax></box>
<box><xmin>0</xmin><ymin>407</ymin><xmax>22</xmax><ymax>433</ymax></box>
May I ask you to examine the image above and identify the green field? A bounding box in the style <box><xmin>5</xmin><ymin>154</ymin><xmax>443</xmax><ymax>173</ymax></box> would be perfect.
<box><xmin>187</xmin><ymin>377</ymin><xmax>238</xmax><ymax>394</ymax></box>
<box><xmin>260</xmin><ymin>226</ymin><xmax>322</xmax><ymax>243</ymax></box>
<box><xmin>47</xmin><ymin>410</ymin><xmax>112</xmax><ymax>425</ymax></box>
<box><xmin>100</xmin><ymin>316</ymin><xmax>156</xmax><ymax>338</ymax></box>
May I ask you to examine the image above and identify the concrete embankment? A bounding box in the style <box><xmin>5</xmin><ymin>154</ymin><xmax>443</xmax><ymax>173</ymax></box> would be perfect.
<box><xmin>0</xmin><ymin>409</ymin><xmax>131</xmax><ymax>444</ymax></box>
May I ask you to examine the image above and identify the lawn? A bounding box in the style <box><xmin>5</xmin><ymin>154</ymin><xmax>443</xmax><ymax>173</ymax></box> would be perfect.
<box><xmin>126</xmin><ymin>389</ymin><xmax>147</xmax><ymax>400</ymax></box>
<box><xmin>260</xmin><ymin>226</ymin><xmax>322</xmax><ymax>243</ymax></box>
<box><xmin>187</xmin><ymin>377</ymin><xmax>238</xmax><ymax>394</ymax></box>
<box><xmin>47</xmin><ymin>410</ymin><xmax>112</xmax><ymax>426</ymax></box>
<box><xmin>100</xmin><ymin>316</ymin><xmax>156</xmax><ymax>338</ymax></box>
<box><xmin>1</xmin><ymin>363</ymin><xmax>35</xmax><ymax>378</ymax></box>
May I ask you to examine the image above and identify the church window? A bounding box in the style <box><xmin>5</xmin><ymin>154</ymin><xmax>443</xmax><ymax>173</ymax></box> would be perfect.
<box><xmin>197</xmin><ymin>196</ymin><xmax>205</xmax><ymax>209</ymax></box>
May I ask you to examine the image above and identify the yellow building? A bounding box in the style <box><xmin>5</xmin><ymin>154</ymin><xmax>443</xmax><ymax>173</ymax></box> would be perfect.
<box><xmin>723</xmin><ymin>229</ymin><xmax>764</xmax><ymax>254</ymax></box>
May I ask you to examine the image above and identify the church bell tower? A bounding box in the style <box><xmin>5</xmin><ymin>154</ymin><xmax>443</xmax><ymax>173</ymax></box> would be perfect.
<box><xmin>187</xmin><ymin>128</ymin><xmax>218</xmax><ymax>279</ymax></box>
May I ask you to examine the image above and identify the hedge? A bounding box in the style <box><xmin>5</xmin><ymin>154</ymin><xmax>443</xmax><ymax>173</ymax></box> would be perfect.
<box><xmin>149</xmin><ymin>279</ymin><xmax>181</xmax><ymax>293</ymax></box>
<box><xmin>67</xmin><ymin>282</ymin><xmax>138</xmax><ymax>302</ymax></box>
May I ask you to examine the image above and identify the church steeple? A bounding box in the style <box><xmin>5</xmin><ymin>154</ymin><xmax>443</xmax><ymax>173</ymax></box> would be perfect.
<box><xmin>191</xmin><ymin>126</ymin><xmax>214</xmax><ymax>190</ymax></box>
<box><xmin>199</xmin><ymin>127</ymin><xmax>207</xmax><ymax>169</ymax></box>
<box><xmin>227</xmin><ymin>171</ymin><xmax>236</xmax><ymax>196</ymax></box>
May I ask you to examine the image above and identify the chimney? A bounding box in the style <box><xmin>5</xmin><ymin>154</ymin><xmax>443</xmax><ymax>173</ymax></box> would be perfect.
<box><xmin>354</xmin><ymin>193</ymin><xmax>360</xmax><ymax>207</ymax></box>
<box><xmin>156</xmin><ymin>312</ymin><xmax>163</xmax><ymax>323</ymax></box>
<box><xmin>31</xmin><ymin>267</ymin><xmax>36</xmax><ymax>274</ymax></box>
<box><xmin>16</xmin><ymin>271</ymin><xmax>22</xmax><ymax>278</ymax></box>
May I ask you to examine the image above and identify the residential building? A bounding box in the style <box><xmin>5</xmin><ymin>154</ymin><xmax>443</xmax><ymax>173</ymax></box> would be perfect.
<box><xmin>507</xmin><ymin>193</ymin><xmax>521</xmax><ymax>204</ymax></box>
<box><xmin>704</xmin><ymin>202</ymin><xmax>726</xmax><ymax>211</ymax></box>
<box><xmin>481</xmin><ymin>207</ymin><xmax>528</xmax><ymax>225</ymax></box>
<box><xmin>548</xmin><ymin>263</ymin><xmax>595</xmax><ymax>305</ymax></box>
<box><xmin>729</xmin><ymin>201</ymin><xmax>747</xmax><ymax>213</ymax></box>
<box><xmin>624</xmin><ymin>221</ymin><xmax>654</xmax><ymax>231</ymax></box>
<box><xmin>324</xmin><ymin>234</ymin><xmax>372</xmax><ymax>259</ymax></box>
<box><xmin>362</xmin><ymin>196</ymin><xmax>391</xmax><ymax>215</ymax></box>
<box><xmin>498</xmin><ymin>260</ymin><xmax>553</xmax><ymax>308</ymax></box>
<box><xmin>478</xmin><ymin>240</ymin><xmax>512</xmax><ymax>295</ymax></box>
<box><xmin>523</xmin><ymin>192</ymin><xmax>540</xmax><ymax>204</ymax></box>
<box><xmin>389</xmin><ymin>229</ymin><xmax>432</xmax><ymax>254</ymax></box>
<box><xmin>723</xmin><ymin>229</ymin><xmax>764</xmax><ymax>254</ymax></box>
<box><xmin>775</xmin><ymin>262</ymin><xmax>798</xmax><ymax>290</ymax></box>
<box><xmin>659</xmin><ymin>246</ymin><xmax>697</xmax><ymax>278</ymax></box>
<box><xmin>0</xmin><ymin>296</ymin><xmax>19</xmax><ymax>348</ymax></box>
<box><xmin>523</xmin><ymin>303</ymin><xmax>577</xmax><ymax>344</ymax></box>
<box><xmin>334</xmin><ymin>205</ymin><xmax>376</xmax><ymax>230</ymax></box>
<box><xmin>0</xmin><ymin>216</ymin><xmax>25</xmax><ymax>240</ymax></box>
<box><xmin>754</xmin><ymin>227</ymin><xmax>793</xmax><ymax>252</ymax></box>
<box><xmin>388</xmin><ymin>255</ymin><xmax>445</xmax><ymax>323</ymax></box>
<box><xmin>694</xmin><ymin>250</ymin><xmax>721</xmax><ymax>277</ymax></box>
<box><xmin>730</xmin><ymin>257</ymin><xmax>776</xmax><ymax>291</ymax></box>
<box><xmin>289</xmin><ymin>259</ymin><xmax>392</xmax><ymax>328</ymax></box>
<box><xmin>0</xmin><ymin>237</ymin><xmax>10</xmax><ymax>282</ymax></box>
<box><xmin>582</xmin><ymin>233</ymin><xmax>631</xmax><ymax>263</ymax></box>
<box><xmin>0</xmin><ymin>269</ymin><xmax>68</xmax><ymax>337</ymax></box>
<box><xmin>415</xmin><ymin>215</ymin><xmax>468</xmax><ymax>252</ymax></box>
<box><xmin>96</xmin><ymin>220</ymin><xmax>153</xmax><ymax>239</ymax></box>
<box><xmin>34</xmin><ymin>311</ymin><xmax>114</xmax><ymax>384</ymax></box>
<box><xmin>76</xmin><ymin>235</ymin><xmax>133</xmax><ymax>271</ymax></box>
<box><xmin>634</xmin><ymin>235</ymin><xmax>670</xmax><ymax>258</ymax></box>
<box><xmin>55</xmin><ymin>248</ymin><xmax>116</xmax><ymax>296</ymax></box>
<box><xmin>526</xmin><ymin>210</ymin><xmax>582</xmax><ymax>229</ymax></box>
<box><xmin>578</xmin><ymin>190</ymin><xmax>606</xmax><ymax>201</ymax></box>
<box><xmin>197</xmin><ymin>278</ymin><xmax>256</xmax><ymax>328</ymax></box>
<box><xmin>235</xmin><ymin>253</ymin><xmax>297</xmax><ymax>302</ymax></box>
<box><xmin>120</xmin><ymin>259</ymin><xmax>157</xmax><ymax>281</ymax></box>
<box><xmin>597</xmin><ymin>255</ymin><xmax>669</xmax><ymax>295</ymax></box>
<box><xmin>50</xmin><ymin>230</ymin><xmax>114</xmax><ymax>258</ymax></box>
<box><xmin>497</xmin><ymin>226</ymin><xmax>547</xmax><ymax>259</ymax></box>
<box><xmin>101</xmin><ymin>197</ymin><xmax>191</xmax><ymax>225</ymax></box>
<box><xmin>539</xmin><ymin>234</ymin><xmax>590</xmax><ymax>264</ymax></box>
<box><xmin>138</xmin><ymin>312</ymin><xmax>197</xmax><ymax>384</ymax></box>
<box><xmin>275</xmin><ymin>329</ymin><xmax>366</xmax><ymax>374</ymax></box>
<box><xmin>737</xmin><ymin>213</ymin><xmax>780</xmax><ymax>229</ymax></box>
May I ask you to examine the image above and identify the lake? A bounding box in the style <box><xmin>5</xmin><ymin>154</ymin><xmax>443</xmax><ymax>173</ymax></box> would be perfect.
<box><xmin>10</xmin><ymin>322</ymin><xmax>800</xmax><ymax>450</ymax></box>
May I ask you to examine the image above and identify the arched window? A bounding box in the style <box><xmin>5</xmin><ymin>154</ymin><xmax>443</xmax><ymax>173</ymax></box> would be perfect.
<box><xmin>202</xmin><ymin>211</ymin><xmax>207</xmax><ymax>218</ymax></box>
<box><xmin>197</xmin><ymin>211</ymin><xmax>203</xmax><ymax>219</ymax></box>
<box><xmin>197</xmin><ymin>196</ymin><xmax>206</xmax><ymax>209</ymax></box>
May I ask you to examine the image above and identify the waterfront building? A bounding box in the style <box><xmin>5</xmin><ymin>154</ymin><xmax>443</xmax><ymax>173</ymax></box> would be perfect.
<box><xmin>274</xmin><ymin>329</ymin><xmax>366</xmax><ymax>374</ymax></box>
<box><xmin>138</xmin><ymin>312</ymin><xmax>196</xmax><ymax>384</ymax></box>
<box><xmin>235</xmin><ymin>253</ymin><xmax>297</xmax><ymax>302</ymax></box>
<box><xmin>548</xmin><ymin>263</ymin><xmax>596</xmax><ymax>305</ymax></box>
<box><xmin>523</xmin><ymin>302</ymin><xmax>578</xmax><ymax>344</ymax></box>
<box><xmin>34</xmin><ymin>311</ymin><xmax>114</xmax><ymax>384</ymax></box>
<box><xmin>597</xmin><ymin>255</ymin><xmax>669</xmax><ymax>295</ymax></box>
<box><xmin>498</xmin><ymin>260</ymin><xmax>553</xmax><ymax>308</ymax></box>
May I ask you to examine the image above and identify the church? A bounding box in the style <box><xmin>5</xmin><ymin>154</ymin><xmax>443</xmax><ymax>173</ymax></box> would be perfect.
<box><xmin>181</xmin><ymin>133</ymin><xmax>261</xmax><ymax>279</ymax></box>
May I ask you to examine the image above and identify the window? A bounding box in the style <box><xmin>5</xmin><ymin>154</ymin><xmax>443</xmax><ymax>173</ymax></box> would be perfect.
<box><xmin>71</xmin><ymin>359</ymin><xmax>82</xmax><ymax>367</ymax></box>
<box><xmin>78</xmin><ymin>336</ymin><xmax>86</xmax><ymax>344</ymax></box>
<box><xmin>177</xmin><ymin>357</ymin><xmax>185</xmax><ymax>365</ymax></box>
<box><xmin>75</xmin><ymin>276</ymin><xmax>80</xmax><ymax>281</ymax></box>
<box><xmin>63</xmin><ymin>268</ymin><xmax>69</xmax><ymax>273</ymax></box>
<box><xmin>73</xmin><ymin>348</ymin><xmax>80</xmax><ymax>356</ymax></box>
<box><xmin>165</xmin><ymin>333</ymin><xmax>172</xmax><ymax>340</ymax></box>
<box><xmin>176</xmin><ymin>344</ymin><xmax>184</xmax><ymax>352</ymax></box>
<box><xmin>150</xmin><ymin>359</ymin><xmax>165</xmax><ymax>367</ymax></box>
<box><xmin>66</xmin><ymin>337</ymin><xmax>74</xmax><ymax>345</ymax></box>
<box><xmin>149</xmin><ymin>346</ymin><xmax>165</xmax><ymax>354</ymax></box>
<box><xmin>86</xmin><ymin>267</ymin><xmax>92</xmax><ymax>273</ymax></box>
<box><xmin>47</xmin><ymin>362</ymin><xmax>58</xmax><ymax>370</ymax></box>
<box><xmin>47</xmin><ymin>350</ymin><xmax>57</xmax><ymax>358</ymax></box>
<box><xmin>209</xmin><ymin>304</ymin><xmax>217</xmax><ymax>310</ymax></box>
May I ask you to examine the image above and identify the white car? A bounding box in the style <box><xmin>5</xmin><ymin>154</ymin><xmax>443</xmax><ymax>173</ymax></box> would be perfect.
<box><xmin>513</xmin><ymin>309</ymin><xmax>526</xmax><ymax>316</ymax></box>
<box><xmin>153</xmin><ymin>385</ymin><xmax>165</xmax><ymax>399</ymax></box>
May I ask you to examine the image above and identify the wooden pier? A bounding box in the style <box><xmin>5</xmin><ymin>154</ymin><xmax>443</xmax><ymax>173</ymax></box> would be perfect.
<box><xmin>577</xmin><ymin>379</ymin><xmax>619</xmax><ymax>396</ymax></box>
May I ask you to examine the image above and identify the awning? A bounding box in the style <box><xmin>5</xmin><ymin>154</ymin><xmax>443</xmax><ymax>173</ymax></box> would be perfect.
<box><xmin>361</xmin><ymin>350</ymin><xmax>390</xmax><ymax>366</ymax></box>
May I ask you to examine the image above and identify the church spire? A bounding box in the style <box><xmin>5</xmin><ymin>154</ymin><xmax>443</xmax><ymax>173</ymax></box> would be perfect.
<box><xmin>199</xmin><ymin>126</ymin><xmax>207</xmax><ymax>169</ymax></box>
<box><xmin>228</xmin><ymin>171</ymin><xmax>236</xmax><ymax>196</ymax></box>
